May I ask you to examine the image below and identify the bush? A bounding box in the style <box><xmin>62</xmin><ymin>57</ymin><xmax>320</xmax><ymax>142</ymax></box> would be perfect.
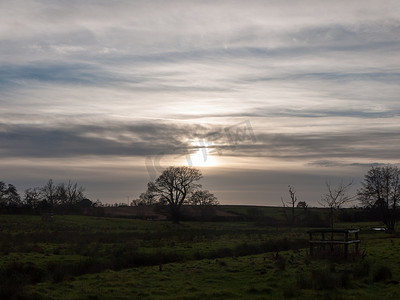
<box><xmin>0</xmin><ymin>261</ymin><xmax>45</xmax><ymax>299</ymax></box>
<box><xmin>206</xmin><ymin>247</ymin><xmax>233</xmax><ymax>259</ymax></box>
<box><xmin>373</xmin><ymin>265</ymin><xmax>392</xmax><ymax>282</ymax></box>
<box><xmin>275</xmin><ymin>255</ymin><xmax>286</xmax><ymax>271</ymax></box>
<box><xmin>46</xmin><ymin>258</ymin><xmax>105</xmax><ymax>283</ymax></box>
<box><xmin>309</xmin><ymin>267</ymin><xmax>352</xmax><ymax>290</ymax></box>
<box><xmin>296</xmin><ymin>271</ymin><xmax>312</xmax><ymax>289</ymax></box>
<box><xmin>353</xmin><ymin>260</ymin><xmax>371</xmax><ymax>279</ymax></box>
<box><xmin>283</xmin><ymin>284</ymin><xmax>300</xmax><ymax>298</ymax></box>
<box><xmin>306</xmin><ymin>213</ymin><xmax>330</xmax><ymax>227</ymax></box>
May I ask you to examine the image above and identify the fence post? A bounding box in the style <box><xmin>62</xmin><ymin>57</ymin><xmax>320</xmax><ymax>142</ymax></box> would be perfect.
<box><xmin>344</xmin><ymin>232</ymin><xmax>349</xmax><ymax>258</ymax></box>
<box><xmin>309</xmin><ymin>232</ymin><xmax>313</xmax><ymax>256</ymax></box>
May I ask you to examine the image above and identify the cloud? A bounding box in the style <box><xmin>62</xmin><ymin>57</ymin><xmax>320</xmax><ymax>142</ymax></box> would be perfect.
<box><xmin>235</xmin><ymin>130</ymin><xmax>400</xmax><ymax>161</ymax></box>
<box><xmin>1</xmin><ymin>0</ymin><xmax>400</xmax><ymax>205</ymax></box>
<box><xmin>2</xmin><ymin>119</ymin><xmax>400</xmax><ymax>169</ymax></box>
<box><xmin>307</xmin><ymin>160</ymin><xmax>389</xmax><ymax>168</ymax></box>
<box><xmin>0</xmin><ymin>122</ymin><xmax>195</xmax><ymax>158</ymax></box>
<box><xmin>0</xmin><ymin>63</ymin><xmax>124</xmax><ymax>88</ymax></box>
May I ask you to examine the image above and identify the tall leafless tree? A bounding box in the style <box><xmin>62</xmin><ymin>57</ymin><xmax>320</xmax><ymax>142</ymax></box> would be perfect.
<box><xmin>189</xmin><ymin>190</ymin><xmax>219</xmax><ymax>220</ymax></box>
<box><xmin>358</xmin><ymin>165</ymin><xmax>400</xmax><ymax>232</ymax></box>
<box><xmin>281</xmin><ymin>185</ymin><xmax>298</xmax><ymax>226</ymax></box>
<box><xmin>319</xmin><ymin>180</ymin><xmax>355</xmax><ymax>228</ymax></box>
<box><xmin>147</xmin><ymin>166</ymin><xmax>203</xmax><ymax>223</ymax></box>
<box><xmin>288</xmin><ymin>185</ymin><xmax>298</xmax><ymax>225</ymax></box>
<box><xmin>24</xmin><ymin>187</ymin><xmax>42</xmax><ymax>209</ymax></box>
<box><xmin>0</xmin><ymin>181</ymin><xmax>21</xmax><ymax>208</ymax></box>
<box><xmin>65</xmin><ymin>180</ymin><xmax>85</xmax><ymax>207</ymax></box>
<box><xmin>42</xmin><ymin>179</ymin><xmax>58</xmax><ymax>209</ymax></box>
<box><xmin>131</xmin><ymin>191</ymin><xmax>157</xmax><ymax>206</ymax></box>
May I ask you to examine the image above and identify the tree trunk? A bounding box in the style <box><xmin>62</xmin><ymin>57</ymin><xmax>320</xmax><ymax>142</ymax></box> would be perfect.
<box><xmin>292</xmin><ymin>204</ymin><xmax>295</xmax><ymax>226</ymax></box>
<box><xmin>170</xmin><ymin>205</ymin><xmax>181</xmax><ymax>224</ymax></box>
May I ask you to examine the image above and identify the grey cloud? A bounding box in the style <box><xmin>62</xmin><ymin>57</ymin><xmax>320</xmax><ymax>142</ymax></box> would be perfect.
<box><xmin>0</xmin><ymin>63</ymin><xmax>147</xmax><ymax>88</ymax></box>
<box><xmin>0</xmin><ymin>122</ymin><xmax>194</xmax><ymax>158</ymax></box>
<box><xmin>289</xmin><ymin>20</ymin><xmax>400</xmax><ymax>47</ymax></box>
<box><xmin>246</xmin><ymin>72</ymin><xmax>400</xmax><ymax>84</ymax></box>
<box><xmin>267</xmin><ymin>108</ymin><xmax>400</xmax><ymax>119</ymax></box>
<box><xmin>0</xmin><ymin>121</ymin><xmax>240</xmax><ymax>159</ymax></box>
<box><xmin>308</xmin><ymin>160</ymin><xmax>389</xmax><ymax>168</ymax></box>
<box><xmin>1</xmin><ymin>0</ymin><xmax>400</xmax><ymax>205</ymax></box>
<box><xmin>232</xmin><ymin>131</ymin><xmax>400</xmax><ymax>162</ymax></box>
<box><xmin>196</xmin><ymin>128</ymin><xmax>400</xmax><ymax>163</ymax></box>
<box><xmin>168</xmin><ymin>107</ymin><xmax>400</xmax><ymax>120</ymax></box>
<box><xmin>1</xmin><ymin>117</ymin><xmax>400</xmax><ymax>164</ymax></box>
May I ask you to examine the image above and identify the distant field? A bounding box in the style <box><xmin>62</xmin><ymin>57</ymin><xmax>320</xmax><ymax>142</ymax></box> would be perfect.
<box><xmin>86</xmin><ymin>204</ymin><xmax>333</xmax><ymax>226</ymax></box>
<box><xmin>0</xmin><ymin>211</ymin><xmax>398</xmax><ymax>299</ymax></box>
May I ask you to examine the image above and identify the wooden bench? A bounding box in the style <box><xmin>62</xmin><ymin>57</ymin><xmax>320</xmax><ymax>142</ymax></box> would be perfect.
<box><xmin>307</xmin><ymin>229</ymin><xmax>360</xmax><ymax>258</ymax></box>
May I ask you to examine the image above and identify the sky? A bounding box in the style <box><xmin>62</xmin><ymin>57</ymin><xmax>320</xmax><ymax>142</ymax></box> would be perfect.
<box><xmin>1</xmin><ymin>0</ymin><xmax>400</xmax><ymax>206</ymax></box>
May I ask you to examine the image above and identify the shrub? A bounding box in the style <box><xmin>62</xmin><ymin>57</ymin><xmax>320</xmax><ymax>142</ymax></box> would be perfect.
<box><xmin>283</xmin><ymin>284</ymin><xmax>300</xmax><ymax>299</ymax></box>
<box><xmin>310</xmin><ymin>267</ymin><xmax>352</xmax><ymax>290</ymax></box>
<box><xmin>275</xmin><ymin>255</ymin><xmax>286</xmax><ymax>271</ymax></box>
<box><xmin>353</xmin><ymin>260</ymin><xmax>371</xmax><ymax>279</ymax></box>
<box><xmin>0</xmin><ymin>261</ymin><xmax>45</xmax><ymax>299</ymax></box>
<box><xmin>311</xmin><ymin>268</ymin><xmax>337</xmax><ymax>290</ymax></box>
<box><xmin>373</xmin><ymin>265</ymin><xmax>392</xmax><ymax>282</ymax></box>
<box><xmin>207</xmin><ymin>247</ymin><xmax>233</xmax><ymax>259</ymax></box>
<box><xmin>296</xmin><ymin>271</ymin><xmax>312</xmax><ymax>289</ymax></box>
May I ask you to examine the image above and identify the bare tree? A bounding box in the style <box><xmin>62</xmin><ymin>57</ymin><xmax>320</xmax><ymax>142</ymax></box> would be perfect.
<box><xmin>358</xmin><ymin>165</ymin><xmax>400</xmax><ymax>232</ymax></box>
<box><xmin>42</xmin><ymin>179</ymin><xmax>58</xmax><ymax>209</ymax></box>
<box><xmin>288</xmin><ymin>185</ymin><xmax>298</xmax><ymax>225</ymax></box>
<box><xmin>147</xmin><ymin>166</ymin><xmax>203</xmax><ymax>223</ymax></box>
<box><xmin>24</xmin><ymin>187</ymin><xmax>42</xmax><ymax>209</ymax></box>
<box><xmin>0</xmin><ymin>181</ymin><xmax>21</xmax><ymax>208</ymax></box>
<box><xmin>319</xmin><ymin>180</ymin><xmax>355</xmax><ymax>228</ymax></box>
<box><xmin>281</xmin><ymin>185</ymin><xmax>298</xmax><ymax>226</ymax></box>
<box><xmin>38</xmin><ymin>179</ymin><xmax>86</xmax><ymax>211</ymax></box>
<box><xmin>297</xmin><ymin>201</ymin><xmax>308</xmax><ymax>209</ymax></box>
<box><xmin>65</xmin><ymin>180</ymin><xmax>85</xmax><ymax>207</ymax></box>
<box><xmin>56</xmin><ymin>182</ymin><xmax>68</xmax><ymax>207</ymax></box>
<box><xmin>189</xmin><ymin>190</ymin><xmax>219</xmax><ymax>220</ymax></box>
<box><xmin>131</xmin><ymin>191</ymin><xmax>157</xmax><ymax>206</ymax></box>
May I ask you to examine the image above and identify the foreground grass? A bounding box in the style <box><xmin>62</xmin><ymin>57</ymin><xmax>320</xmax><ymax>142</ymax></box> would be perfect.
<box><xmin>0</xmin><ymin>214</ymin><xmax>399</xmax><ymax>299</ymax></box>
<box><xmin>30</xmin><ymin>238</ymin><xmax>400</xmax><ymax>300</ymax></box>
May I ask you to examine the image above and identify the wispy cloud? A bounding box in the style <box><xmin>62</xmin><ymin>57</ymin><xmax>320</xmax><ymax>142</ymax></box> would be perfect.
<box><xmin>1</xmin><ymin>0</ymin><xmax>399</xmax><ymax>204</ymax></box>
<box><xmin>2</xmin><ymin>120</ymin><xmax>399</xmax><ymax>166</ymax></box>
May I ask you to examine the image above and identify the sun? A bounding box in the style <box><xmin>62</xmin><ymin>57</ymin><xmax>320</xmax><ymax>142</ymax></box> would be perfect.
<box><xmin>185</xmin><ymin>142</ymin><xmax>218</xmax><ymax>167</ymax></box>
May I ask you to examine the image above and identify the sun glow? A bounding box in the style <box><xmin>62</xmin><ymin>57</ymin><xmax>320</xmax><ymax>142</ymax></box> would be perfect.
<box><xmin>185</xmin><ymin>142</ymin><xmax>219</xmax><ymax>167</ymax></box>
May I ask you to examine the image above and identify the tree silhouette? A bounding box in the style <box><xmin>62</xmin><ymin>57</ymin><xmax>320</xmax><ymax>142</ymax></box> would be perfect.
<box><xmin>147</xmin><ymin>166</ymin><xmax>202</xmax><ymax>223</ymax></box>
<box><xmin>189</xmin><ymin>190</ymin><xmax>219</xmax><ymax>220</ymax></box>
<box><xmin>319</xmin><ymin>180</ymin><xmax>355</xmax><ymax>229</ymax></box>
<box><xmin>281</xmin><ymin>185</ymin><xmax>298</xmax><ymax>226</ymax></box>
<box><xmin>358</xmin><ymin>165</ymin><xmax>400</xmax><ymax>232</ymax></box>
<box><xmin>0</xmin><ymin>181</ymin><xmax>21</xmax><ymax>208</ymax></box>
<box><xmin>131</xmin><ymin>191</ymin><xmax>157</xmax><ymax>206</ymax></box>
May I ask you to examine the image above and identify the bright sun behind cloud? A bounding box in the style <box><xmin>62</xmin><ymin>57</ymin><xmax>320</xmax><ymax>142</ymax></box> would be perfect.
<box><xmin>183</xmin><ymin>141</ymin><xmax>219</xmax><ymax>167</ymax></box>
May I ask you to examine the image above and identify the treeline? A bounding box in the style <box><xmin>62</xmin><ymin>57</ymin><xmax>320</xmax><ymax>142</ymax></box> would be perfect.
<box><xmin>0</xmin><ymin>179</ymin><xmax>95</xmax><ymax>213</ymax></box>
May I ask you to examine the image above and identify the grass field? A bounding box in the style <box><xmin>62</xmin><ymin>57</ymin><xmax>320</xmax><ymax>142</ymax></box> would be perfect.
<box><xmin>0</xmin><ymin>211</ymin><xmax>399</xmax><ymax>299</ymax></box>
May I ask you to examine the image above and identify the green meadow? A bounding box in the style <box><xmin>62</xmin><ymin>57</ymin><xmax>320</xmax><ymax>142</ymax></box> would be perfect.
<box><xmin>0</xmin><ymin>210</ymin><xmax>399</xmax><ymax>299</ymax></box>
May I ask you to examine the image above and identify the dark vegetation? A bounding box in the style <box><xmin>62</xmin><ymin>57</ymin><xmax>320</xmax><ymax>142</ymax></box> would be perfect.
<box><xmin>2</xmin><ymin>165</ymin><xmax>399</xmax><ymax>228</ymax></box>
<box><xmin>0</xmin><ymin>214</ymin><xmax>308</xmax><ymax>299</ymax></box>
<box><xmin>1</xmin><ymin>165</ymin><xmax>400</xmax><ymax>299</ymax></box>
<box><xmin>0</xmin><ymin>214</ymin><xmax>398</xmax><ymax>299</ymax></box>
<box><xmin>144</xmin><ymin>166</ymin><xmax>218</xmax><ymax>223</ymax></box>
<box><xmin>0</xmin><ymin>179</ymin><xmax>92</xmax><ymax>215</ymax></box>
<box><xmin>358</xmin><ymin>165</ymin><xmax>400</xmax><ymax>232</ymax></box>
